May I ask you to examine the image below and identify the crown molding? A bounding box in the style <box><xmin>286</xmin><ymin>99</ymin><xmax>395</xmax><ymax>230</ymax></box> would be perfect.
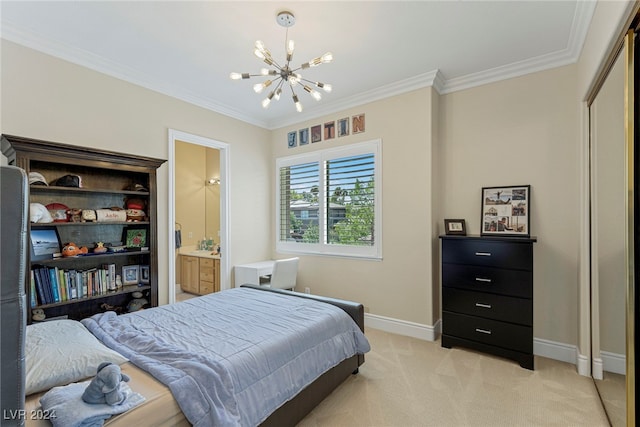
<box><xmin>266</xmin><ymin>70</ymin><xmax>443</xmax><ymax>129</ymax></box>
<box><xmin>440</xmin><ymin>0</ymin><xmax>596</xmax><ymax>94</ymax></box>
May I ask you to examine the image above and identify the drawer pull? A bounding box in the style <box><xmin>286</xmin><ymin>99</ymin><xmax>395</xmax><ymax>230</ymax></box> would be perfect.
<box><xmin>475</xmin><ymin>303</ymin><xmax>492</xmax><ymax>309</ymax></box>
<box><xmin>475</xmin><ymin>252</ymin><xmax>492</xmax><ymax>256</ymax></box>
<box><xmin>475</xmin><ymin>277</ymin><xmax>492</xmax><ymax>283</ymax></box>
<box><xmin>475</xmin><ymin>328</ymin><xmax>492</xmax><ymax>335</ymax></box>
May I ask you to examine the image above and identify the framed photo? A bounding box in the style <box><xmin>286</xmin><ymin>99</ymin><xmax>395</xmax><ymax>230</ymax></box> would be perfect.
<box><xmin>30</xmin><ymin>226</ymin><xmax>62</xmax><ymax>261</ymax></box>
<box><xmin>299</xmin><ymin>128</ymin><xmax>309</xmax><ymax>146</ymax></box>
<box><xmin>338</xmin><ymin>117</ymin><xmax>349</xmax><ymax>137</ymax></box>
<box><xmin>352</xmin><ymin>114</ymin><xmax>365</xmax><ymax>134</ymax></box>
<box><xmin>481</xmin><ymin>185</ymin><xmax>530</xmax><ymax>237</ymax></box>
<box><xmin>139</xmin><ymin>265</ymin><xmax>150</xmax><ymax>285</ymax></box>
<box><xmin>122</xmin><ymin>265</ymin><xmax>139</xmax><ymax>286</ymax></box>
<box><xmin>444</xmin><ymin>219</ymin><xmax>466</xmax><ymax>236</ymax></box>
<box><xmin>287</xmin><ymin>131</ymin><xmax>297</xmax><ymax>148</ymax></box>
<box><xmin>311</xmin><ymin>125</ymin><xmax>322</xmax><ymax>143</ymax></box>
<box><xmin>324</xmin><ymin>121</ymin><xmax>335</xmax><ymax>140</ymax></box>
<box><xmin>122</xmin><ymin>225</ymin><xmax>148</xmax><ymax>248</ymax></box>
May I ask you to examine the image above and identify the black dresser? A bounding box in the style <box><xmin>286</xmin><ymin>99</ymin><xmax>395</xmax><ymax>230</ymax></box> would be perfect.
<box><xmin>440</xmin><ymin>235</ymin><xmax>536</xmax><ymax>370</ymax></box>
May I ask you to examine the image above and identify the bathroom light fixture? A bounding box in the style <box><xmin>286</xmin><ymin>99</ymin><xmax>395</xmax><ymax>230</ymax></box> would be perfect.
<box><xmin>230</xmin><ymin>10</ymin><xmax>332</xmax><ymax>112</ymax></box>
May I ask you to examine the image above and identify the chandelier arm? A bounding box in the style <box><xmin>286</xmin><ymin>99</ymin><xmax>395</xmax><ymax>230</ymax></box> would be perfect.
<box><xmin>299</xmin><ymin>77</ymin><xmax>320</xmax><ymax>85</ymax></box>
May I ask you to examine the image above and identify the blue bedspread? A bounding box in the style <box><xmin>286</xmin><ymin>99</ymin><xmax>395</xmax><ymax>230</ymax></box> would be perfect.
<box><xmin>81</xmin><ymin>288</ymin><xmax>370</xmax><ymax>427</ymax></box>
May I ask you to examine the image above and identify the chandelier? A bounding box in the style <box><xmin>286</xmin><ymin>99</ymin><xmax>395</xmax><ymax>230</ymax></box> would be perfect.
<box><xmin>230</xmin><ymin>11</ymin><xmax>332</xmax><ymax>112</ymax></box>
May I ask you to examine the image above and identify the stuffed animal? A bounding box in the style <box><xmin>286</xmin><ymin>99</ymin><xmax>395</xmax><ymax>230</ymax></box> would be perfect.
<box><xmin>32</xmin><ymin>309</ymin><xmax>45</xmax><ymax>321</ymax></box>
<box><xmin>82</xmin><ymin>362</ymin><xmax>130</xmax><ymax>406</ymax></box>
<box><xmin>126</xmin><ymin>297</ymin><xmax>148</xmax><ymax>313</ymax></box>
<box><xmin>66</xmin><ymin>208</ymin><xmax>82</xmax><ymax>222</ymax></box>
<box><xmin>62</xmin><ymin>242</ymin><xmax>88</xmax><ymax>257</ymax></box>
<box><xmin>124</xmin><ymin>197</ymin><xmax>147</xmax><ymax>222</ymax></box>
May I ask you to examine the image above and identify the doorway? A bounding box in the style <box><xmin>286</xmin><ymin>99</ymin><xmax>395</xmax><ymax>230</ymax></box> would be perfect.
<box><xmin>168</xmin><ymin>129</ymin><xmax>230</xmax><ymax>304</ymax></box>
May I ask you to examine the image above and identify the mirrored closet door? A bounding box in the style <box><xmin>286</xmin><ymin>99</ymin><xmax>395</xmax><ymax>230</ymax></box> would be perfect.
<box><xmin>589</xmin><ymin>8</ymin><xmax>638</xmax><ymax>426</ymax></box>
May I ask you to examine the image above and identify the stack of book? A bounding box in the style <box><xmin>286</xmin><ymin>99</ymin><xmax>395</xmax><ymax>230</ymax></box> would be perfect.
<box><xmin>30</xmin><ymin>264</ymin><xmax>118</xmax><ymax>307</ymax></box>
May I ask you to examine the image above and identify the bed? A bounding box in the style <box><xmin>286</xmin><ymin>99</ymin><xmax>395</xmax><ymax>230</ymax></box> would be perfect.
<box><xmin>1</xmin><ymin>165</ymin><xmax>370</xmax><ymax>427</ymax></box>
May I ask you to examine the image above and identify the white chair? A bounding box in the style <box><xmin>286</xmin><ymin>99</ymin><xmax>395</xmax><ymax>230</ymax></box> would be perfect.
<box><xmin>263</xmin><ymin>257</ymin><xmax>299</xmax><ymax>290</ymax></box>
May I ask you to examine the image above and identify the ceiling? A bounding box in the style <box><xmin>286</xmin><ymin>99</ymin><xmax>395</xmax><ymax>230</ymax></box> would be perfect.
<box><xmin>1</xmin><ymin>1</ymin><xmax>595</xmax><ymax>130</ymax></box>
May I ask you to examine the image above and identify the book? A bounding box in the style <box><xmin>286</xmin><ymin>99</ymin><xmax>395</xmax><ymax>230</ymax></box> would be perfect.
<box><xmin>37</xmin><ymin>267</ymin><xmax>51</xmax><ymax>304</ymax></box>
<box><xmin>67</xmin><ymin>270</ymin><xmax>77</xmax><ymax>299</ymax></box>
<box><xmin>32</xmin><ymin>268</ymin><xmax>45</xmax><ymax>305</ymax></box>
<box><xmin>57</xmin><ymin>268</ymin><xmax>67</xmax><ymax>302</ymax></box>
<box><xmin>30</xmin><ymin>270</ymin><xmax>37</xmax><ymax>307</ymax></box>
<box><xmin>108</xmin><ymin>263</ymin><xmax>116</xmax><ymax>291</ymax></box>
<box><xmin>48</xmin><ymin>268</ymin><xmax>60</xmax><ymax>303</ymax></box>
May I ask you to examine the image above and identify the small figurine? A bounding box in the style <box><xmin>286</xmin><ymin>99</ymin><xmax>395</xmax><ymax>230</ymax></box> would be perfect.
<box><xmin>94</xmin><ymin>242</ymin><xmax>108</xmax><ymax>254</ymax></box>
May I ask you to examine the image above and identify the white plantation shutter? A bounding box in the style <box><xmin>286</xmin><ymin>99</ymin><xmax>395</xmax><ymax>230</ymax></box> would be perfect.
<box><xmin>276</xmin><ymin>139</ymin><xmax>382</xmax><ymax>259</ymax></box>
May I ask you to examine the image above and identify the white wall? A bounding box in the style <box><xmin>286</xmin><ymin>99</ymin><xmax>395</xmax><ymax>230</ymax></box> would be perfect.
<box><xmin>439</xmin><ymin>65</ymin><xmax>580</xmax><ymax>344</ymax></box>
<box><xmin>1</xmin><ymin>39</ymin><xmax>273</xmax><ymax>305</ymax></box>
<box><xmin>271</xmin><ymin>88</ymin><xmax>437</xmax><ymax>328</ymax></box>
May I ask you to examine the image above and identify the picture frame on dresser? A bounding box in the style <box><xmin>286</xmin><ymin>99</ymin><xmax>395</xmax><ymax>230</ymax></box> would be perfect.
<box><xmin>444</xmin><ymin>219</ymin><xmax>466</xmax><ymax>235</ymax></box>
<box><xmin>481</xmin><ymin>185</ymin><xmax>530</xmax><ymax>237</ymax></box>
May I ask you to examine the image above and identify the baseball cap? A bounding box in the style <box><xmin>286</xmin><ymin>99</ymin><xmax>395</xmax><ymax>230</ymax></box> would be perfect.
<box><xmin>29</xmin><ymin>172</ymin><xmax>48</xmax><ymax>186</ymax></box>
<box><xmin>52</xmin><ymin>174</ymin><xmax>82</xmax><ymax>188</ymax></box>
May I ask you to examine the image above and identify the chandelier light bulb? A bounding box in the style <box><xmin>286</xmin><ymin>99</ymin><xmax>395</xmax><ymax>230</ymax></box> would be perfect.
<box><xmin>289</xmin><ymin>73</ymin><xmax>301</xmax><ymax>85</ymax></box>
<box><xmin>254</xmin><ymin>48</ymin><xmax>265</xmax><ymax>60</ymax></box>
<box><xmin>321</xmin><ymin>52</ymin><xmax>333</xmax><ymax>63</ymax></box>
<box><xmin>253</xmin><ymin>79</ymin><xmax>272</xmax><ymax>94</ymax></box>
<box><xmin>262</xmin><ymin>91</ymin><xmax>275</xmax><ymax>109</ymax></box>
<box><xmin>230</xmin><ymin>72</ymin><xmax>244</xmax><ymax>80</ymax></box>
<box><xmin>315</xmin><ymin>82</ymin><xmax>332</xmax><ymax>92</ymax></box>
<box><xmin>260</xmin><ymin>68</ymin><xmax>269</xmax><ymax>76</ymax></box>
<box><xmin>293</xmin><ymin>94</ymin><xmax>303</xmax><ymax>112</ymax></box>
<box><xmin>274</xmin><ymin>88</ymin><xmax>282</xmax><ymax>100</ymax></box>
<box><xmin>303</xmin><ymin>85</ymin><xmax>322</xmax><ymax>101</ymax></box>
<box><xmin>286</xmin><ymin>39</ymin><xmax>295</xmax><ymax>61</ymax></box>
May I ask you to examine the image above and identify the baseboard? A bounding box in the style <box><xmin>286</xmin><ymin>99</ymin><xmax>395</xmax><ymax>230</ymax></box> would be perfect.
<box><xmin>592</xmin><ymin>357</ymin><xmax>603</xmax><ymax>380</ymax></box>
<box><xmin>600</xmin><ymin>350</ymin><xmax>626</xmax><ymax>375</ymax></box>
<box><xmin>364</xmin><ymin>313</ymin><xmax>439</xmax><ymax>341</ymax></box>
<box><xmin>533</xmin><ymin>337</ymin><xmax>576</xmax><ymax>364</ymax></box>
<box><xmin>365</xmin><ymin>314</ymin><xmax>590</xmax><ymax>371</ymax></box>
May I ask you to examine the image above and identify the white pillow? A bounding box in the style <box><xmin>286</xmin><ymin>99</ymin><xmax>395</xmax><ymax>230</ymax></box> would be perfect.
<box><xmin>26</xmin><ymin>319</ymin><xmax>128</xmax><ymax>395</ymax></box>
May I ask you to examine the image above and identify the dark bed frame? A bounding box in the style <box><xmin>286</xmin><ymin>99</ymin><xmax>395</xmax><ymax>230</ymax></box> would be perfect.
<box><xmin>0</xmin><ymin>165</ymin><xmax>366</xmax><ymax>427</ymax></box>
<box><xmin>240</xmin><ymin>284</ymin><xmax>366</xmax><ymax>427</ymax></box>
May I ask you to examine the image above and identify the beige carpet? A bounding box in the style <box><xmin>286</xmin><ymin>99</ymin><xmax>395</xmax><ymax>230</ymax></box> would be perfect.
<box><xmin>298</xmin><ymin>328</ymin><xmax>610</xmax><ymax>427</ymax></box>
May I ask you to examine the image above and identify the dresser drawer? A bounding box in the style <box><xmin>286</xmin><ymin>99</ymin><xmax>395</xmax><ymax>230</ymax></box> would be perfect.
<box><xmin>199</xmin><ymin>280</ymin><xmax>214</xmax><ymax>295</ymax></box>
<box><xmin>200</xmin><ymin>270</ymin><xmax>215</xmax><ymax>282</ymax></box>
<box><xmin>443</xmin><ymin>312</ymin><xmax>532</xmax><ymax>354</ymax></box>
<box><xmin>200</xmin><ymin>258</ymin><xmax>215</xmax><ymax>268</ymax></box>
<box><xmin>442</xmin><ymin>238</ymin><xmax>533</xmax><ymax>270</ymax></box>
<box><xmin>442</xmin><ymin>264</ymin><xmax>532</xmax><ymax>299</ymax></box>
<box><xmin>442</xmin><ymin>288</ymin><xmax>532</xmax><ymax>325</ymax></box>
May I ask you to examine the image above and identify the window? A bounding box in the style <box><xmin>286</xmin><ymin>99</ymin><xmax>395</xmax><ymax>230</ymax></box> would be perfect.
<box><xmin>276</xmin><ymin>139</ymin><xmax>381</xmax><ymax>259</ymax></box>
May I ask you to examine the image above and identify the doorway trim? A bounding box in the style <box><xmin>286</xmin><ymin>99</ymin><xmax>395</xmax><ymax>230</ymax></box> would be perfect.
<box><xmin>168</xmin><ymin>129</ymin><xmax>231</xmax><ymax>303</ymax></box>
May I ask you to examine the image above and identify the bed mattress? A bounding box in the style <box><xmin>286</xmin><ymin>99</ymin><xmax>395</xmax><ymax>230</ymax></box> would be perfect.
<box><xmin>25</xmin><ymin>362</ymin><xmax>188</xmax><ymax>427</ymax></box>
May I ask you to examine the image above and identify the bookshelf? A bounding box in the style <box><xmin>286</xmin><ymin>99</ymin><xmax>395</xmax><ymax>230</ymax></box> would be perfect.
<box><xmin>1</xmin><ymin>134</ymin><xmax>166</xmax><ymax>323</ymax></box>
